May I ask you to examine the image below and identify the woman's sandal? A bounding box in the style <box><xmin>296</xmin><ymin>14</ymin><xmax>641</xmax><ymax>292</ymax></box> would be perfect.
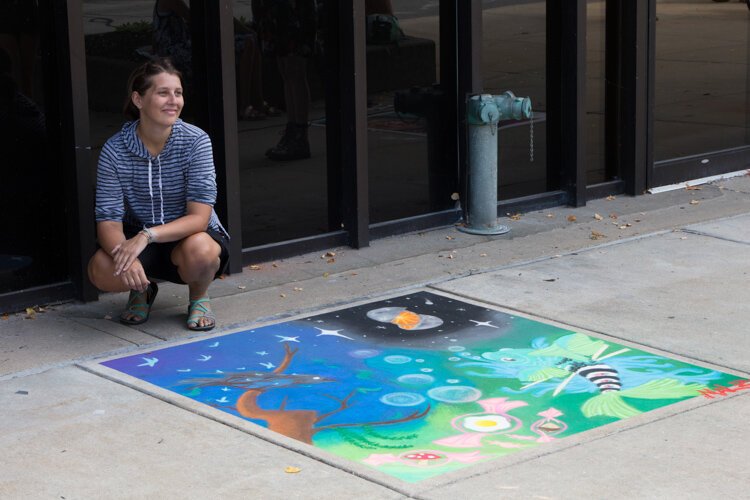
<box><xmin>187</xmin><ymin>296</ymin><xmax>216</xmax><ymax>332</ymax></box>
<box><xmin>119</xmin><ymin>282</ymin><xmax>159</xmax><ymax>326</ymax></box>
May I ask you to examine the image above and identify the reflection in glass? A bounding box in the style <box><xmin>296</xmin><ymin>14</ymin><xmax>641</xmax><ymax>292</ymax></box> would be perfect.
<box><xmin>1</xmin><ymin>0</ymin><xmax>67</xmax><ymax>293</ymax></box>
<box><xmin>236</xmin><ymin>0</ymin><xmax>329</xmax><ymax>246</ymax></box>
<box><xmin>482</xmin><ymin>0</ymin><xmax>546</xmax><ymax>200</ymax></box>
<box><xmin>655</xmin><ymin>0</ymin><xmax>750</xmax><ymax>162</ymax></box>
<box><xmin>587</xmin><ymin>0</ymin><xmax>607</xmax><ymax>184</ymax></box>
<box><xmin>367</xmin><ymin>1</ymin><xmax>442</xmax><ymax>223</ymax></box>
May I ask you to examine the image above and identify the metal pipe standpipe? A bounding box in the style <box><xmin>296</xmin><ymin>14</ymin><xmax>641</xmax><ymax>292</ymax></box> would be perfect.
<box><xmin>458</xmin><ymin>91</ymin><xmax>532</xmax><ymax>235</ymax></box>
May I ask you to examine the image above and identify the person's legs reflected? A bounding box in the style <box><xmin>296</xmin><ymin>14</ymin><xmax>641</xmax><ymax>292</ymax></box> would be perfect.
<box><xmin>267</xmin><ymin>54</ymin><xmax>310</xmax><ymax>161</ymax></box>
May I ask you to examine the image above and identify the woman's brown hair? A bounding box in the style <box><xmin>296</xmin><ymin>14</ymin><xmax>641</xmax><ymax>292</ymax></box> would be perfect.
<box><xmin>122</xmin><ymin>57</ymin><xmax>183</xmax><ymax>121</ymax></box>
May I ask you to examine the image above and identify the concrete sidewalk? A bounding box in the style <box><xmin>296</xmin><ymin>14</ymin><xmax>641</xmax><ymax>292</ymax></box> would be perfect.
<box><xmin>2</xmin><ymin>175</ymin><xmax>750</xmax><ymax>499</ymax></box>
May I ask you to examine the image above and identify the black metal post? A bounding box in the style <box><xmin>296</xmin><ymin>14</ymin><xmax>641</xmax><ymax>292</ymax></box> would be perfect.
<box><xmin>49</xmin><ymin>0</ymin><xmax>98</xmax><ymax>302</ymax></box>
<box><xmin>606</xmin><ymin>0</ymin><xmax>653</xmax><ymax>195</ymax></box>
<box><xmin>191</xmin><ymin>0</ymin><xmax>243</xmax><ymax>273</ymax></box>
<box><xmin>339</xmin><ymin>0</ymin><xmax>369</xmax><ymax>248</ymax></box>
<box><xmin>547</xmin><ymin>0</ymin><xmax>587</xmax><ymax>206</ymax></box>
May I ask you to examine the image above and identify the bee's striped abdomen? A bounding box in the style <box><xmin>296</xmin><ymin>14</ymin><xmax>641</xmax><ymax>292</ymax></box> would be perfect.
<box><xmin>575</xmin><ymin>364</ymin><xmax>622</xmax><ymax>392</ymax></box>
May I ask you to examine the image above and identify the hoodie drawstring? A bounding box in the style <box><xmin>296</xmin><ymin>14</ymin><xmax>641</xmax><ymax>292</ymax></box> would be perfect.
<box><xmin>147</xmin><ymin>157</ymin><xmax>155</xmax><ymax>225</ymax></box>
<box><xmin>157</xmin><ymin>155</ymin><xmax>165</xmax><ymax>225</ymax></box>
<box><xmin>146</xmin><ymin>156</ymin><xmax>165</xmax><ymax>226</ymax></box>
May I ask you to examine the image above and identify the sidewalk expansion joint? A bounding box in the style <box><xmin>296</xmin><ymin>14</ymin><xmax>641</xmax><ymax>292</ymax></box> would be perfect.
<box><xmin>680</xmin><ymin>228</ymin><xmax>750</xmax><ymax>246</ymax></box>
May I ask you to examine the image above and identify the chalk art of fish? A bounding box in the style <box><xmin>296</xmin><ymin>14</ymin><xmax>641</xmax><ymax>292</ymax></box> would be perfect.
<box><xmin>458</xmin><ymin>333</ymin><xmax>706</xmax><ymax>420</ymax></box>
<box><xmin>367</xmin><ymin>307</ymin><xmax>443</xmax><ymax>330</ymax></box>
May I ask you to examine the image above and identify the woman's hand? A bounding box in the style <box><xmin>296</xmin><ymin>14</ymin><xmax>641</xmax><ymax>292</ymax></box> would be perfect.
<box><xmin>118</xmin><ymin>258</ymin><xmax>150</xmax><ymax>292</ymax></box>
<box><xmin>111</xmin><ymin>232</ymin><xmax>148</xmax><ymax>276</ymax></box>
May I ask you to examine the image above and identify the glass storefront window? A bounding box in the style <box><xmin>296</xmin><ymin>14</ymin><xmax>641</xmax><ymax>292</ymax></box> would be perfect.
<box><xmin>481</xmin><ymin>0</ymin><xmax>547</xmax><ymax>200</ymax></box>
<box><xmin>655</xmin><ymin>0</ymin><xmax>750</xmax><ymax>162</ymax></box>
<box><xmin>235</xmin><ymin>0</ymin><xmax>330</xmax><ymax>246</ymax></box>
<box><xmin>366</xmin><ymin>1</ymin><xmax>442</xmax><ymax>223</ymax></box>
<box><xmin>1</xmin><ymin>0</ymin><xmax>68</xmax><ymax>294</ymax></box>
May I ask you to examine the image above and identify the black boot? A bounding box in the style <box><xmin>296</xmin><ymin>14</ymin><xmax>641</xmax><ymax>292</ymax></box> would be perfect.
<box><xmin>267</xmin><ymin>122</ymin><xmax>311</xmax><ymax>161</ymax></box>
<box><xmin>265</xmin><ymin>123</ymin><xmax>294</xmax><ymax>158</ymax></box>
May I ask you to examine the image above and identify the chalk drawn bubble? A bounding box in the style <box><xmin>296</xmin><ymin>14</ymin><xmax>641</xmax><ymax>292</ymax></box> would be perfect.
<box><xmin>349</xmin><ymin>349</ymin><xmax>380</xmax><ymax>359</ymax></box>
<box><xmin>448</xmin><ymin>357</ymin><xmax>461</xmax><ymax>362</ymax></box>
<box><xmin>448</xmin><ymin>346</ymin><xmax>466</xmax><ymax>352</ymax></box>
<box><xmin>397</xmin><ymin>374</ymin><xmax>435</xmax><ymax>386</ymax></box>
<box><xmin>415</xmin><ymin>359</ymin><xmax>425</xmax><ymax>363</ymax></box>
<box><xmin>428</xmin><ymin>386</ymin><xmax>482</xmax><ymax>403</ymax></box>
<box><xmin>420</xmin><ymin>368</ymin><xmax>434</xmax><ymax>373</ymax></box>
<box><xmin>384</xmin><ymin>355</ymin><xmax>412</xmax><ymax>364</ymax></box>
<box><xmin>380</xmin><ymin>392</ymin><xmax>426</xmax><ymax>407</ymax></box>
<box><xmin>446</xmin><ymin>379</ymin><xmax>461</xmax><ymax>384</ymax></box>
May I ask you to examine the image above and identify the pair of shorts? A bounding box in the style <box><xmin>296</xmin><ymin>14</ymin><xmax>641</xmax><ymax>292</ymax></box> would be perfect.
<box><xmin>124</xmin><ymin>225</ymin><xmax>230</xmax><ymax>285</ymax></box>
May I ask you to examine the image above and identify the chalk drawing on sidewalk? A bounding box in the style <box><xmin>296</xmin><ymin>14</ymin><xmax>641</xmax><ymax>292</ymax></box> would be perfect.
<box><xmin>101</xmin><ymin>291</ymin><xmax>745</xmax><ymax>483</ymax></box>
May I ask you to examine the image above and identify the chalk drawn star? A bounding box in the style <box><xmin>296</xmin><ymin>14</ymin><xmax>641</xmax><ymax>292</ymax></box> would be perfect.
<box><xmin>138</xmin><ymin>357</ymin><xmax>158</xmax><ymax>367</ymax></box>
<box><xmin>176</xmin><ymin>368</ymin><xmax>191</xmax><ymax>373</ymax></box>
<box><xmin>216</xmin><ymin>396</ymin><xmax>229</xmax><ymax>403</ymax></box>
<box><xmin>197</xmin><ymin>354</ymin><xmax>212</xmax><ymax>362</ymax></box>
<box><xmin>256</xmin><ymin>351</ymin><xmax>268</xmax><ymax>356</ymax></box>
<box><xmin>275</xmin><ymin>335</ymin><xmax>300</xmax><ymax>343</ymax></box>
<box><xmin>221</xmin><ymin>387</ymin><xmax>231</xmax><ymax>392</ymax></box>
<box><xmin>208</xmin><ymin>342</ymin><xmax>220</xmax><ymax>348</ymax></box>
<box><xmin>260</xmin><ymin>362</ymin><xmax>275</xmax><ymax>369</ymax></box>
<box><xmin>376</xmin><ymin>326</ymin><xmax>387</xmax><ymax>329</ymax></box>
<box><xmin>314</xmin><ymin>327</ymin><xmax>353</xmax><ymax>340</ymax></box>
<box><xmin>469</xmin><ymin>320</ymin><xmax>499</xmax><ymax>328</ymax></box>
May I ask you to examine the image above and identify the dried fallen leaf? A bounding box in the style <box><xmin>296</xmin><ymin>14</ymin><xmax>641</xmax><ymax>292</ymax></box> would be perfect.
<box><xmin>322</xmin><ymin>251</ymin><xmax>336</xmax><ymax>258</ymax></box>
<box><xmin>685</xmin><ymin>185</ymin><xmax>702</xmax><ymax>191</ymax></box>
<box><xmin>567</xmin><ymin>215</ymin><xmax>577</xmax><ymax>222</ymax></box>
<box><xmin>447</xmin><ymin>254</ymin><xmax>455</xmax><ymax>259</ymax></box>
<box><xmin>326</xmin><ymin>258</ymin><xmax>335</xmax><ymax>264</ymax></box>
<box><xmin>445</xmin><ymin>235</ymin><xmax>455</xmax><ymax>240</ymax></box>
<box><xmin>249</xmin><ymin>265</ymin><xmax>261</xmax><ymax>271</ymax></box>
<box><xmin>272</xmin><ymin>263</ymin><xmax>279</xmax><ymax>268</ymax></box>
<box><xmin>323</xmin><ymin>272</ymin><xmax>329</xmax><ymax>278</ymax></box>
<box><xmin>1</xmin><ymin>313</ymin><xmax>8</xmax><ymax>321</ymax></box>
<box><xmin>279</xmin><ymin>293</ymin><xmax>286</xmax><ymax>298</ymax></box>
<box><xmin>350</xmin><ymin>272</ymin><xmax>358</xmax><ymax>276</ymax></box>
<box><xmin>689</xmin><ymin>200</ymin><xmax>700</xmax><ymax>205</ymax></box>
<box><xmin>480</xmin><ymin>253</ymin><xmax>488</xmax><ymax>257</ymax></box>
<box><xmin>609</xmin><ymin>213</ymin><xmax>618</xmax><ymax>220</ymax></box>
<box><xmin>293</xmin><ymin>287</ymin><xmax>304</xmax><ymax>292</ymax></box>
<box><xmin>450</xmin><ymin>192</ymin><xmax>460</xmax><ymax>201</ymax></box>
<box><xmin>285</xmin><ymin>466</ymin><xmax>301</xmax><ymax>474</ymax></box>
<box><xmin>618</xmin><ymin>225</ymin><xmax>628</xmax><ymax>230</ymax></box>
<box><xmin>606</xmin><ymin>195</ymin><xmax>616</xmax><ymax>201</ymax></box>
<box><xmin>546</xmin><ymin>213</ymin><xmax>555</xmax><ymax>218</ymax></box>
<box><xmin>238</xmin><ymin>286</ymin><xmax>246</xmax><ymax>290</ymax></box>
<box><xmin>593</xmin><ymin>213</ymin><xmax>603</xmax><ymax>221</ymax></box>
<box><xmin>590</xmin><ymin>230</ymin><xmax>606</xmax><ymax>240</ymax></box>
<box><xmin>507</xmin><ymin>213</ymin><xmax>522</xmax><ymax>221</ymax></box>
<box><xmin>680</xmin><ymin>236</ymin><xmax>688</xmax><ymax>240</ymax></box>
<box><xmin>25</xmin><ymin>308</ymin><xmax>36</xmax><ymax>319</ymax></box>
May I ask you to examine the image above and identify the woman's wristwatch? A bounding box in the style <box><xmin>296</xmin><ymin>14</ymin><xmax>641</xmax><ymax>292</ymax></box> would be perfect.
<box><xmin>139</xmin><ymin>227</ymin><xmax>156</xmax><ymax>244</ymax></box>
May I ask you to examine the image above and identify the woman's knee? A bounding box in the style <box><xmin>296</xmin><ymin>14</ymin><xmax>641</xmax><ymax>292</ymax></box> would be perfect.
<box><xmin>87</xmin><ymin>249</ymin><xmax>114</xmax><ymax>290</ymax></box>
<box><xmin>173</xmin><ymin>234</ymin><xmax>221</xmax><ymax>271</ymax></box>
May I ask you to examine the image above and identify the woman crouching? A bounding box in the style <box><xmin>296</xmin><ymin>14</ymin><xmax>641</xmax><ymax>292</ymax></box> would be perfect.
<box><xmin>88</xmin><ymin>58</ymin><xmax>229</xmax><ymax>331</ymax></box>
